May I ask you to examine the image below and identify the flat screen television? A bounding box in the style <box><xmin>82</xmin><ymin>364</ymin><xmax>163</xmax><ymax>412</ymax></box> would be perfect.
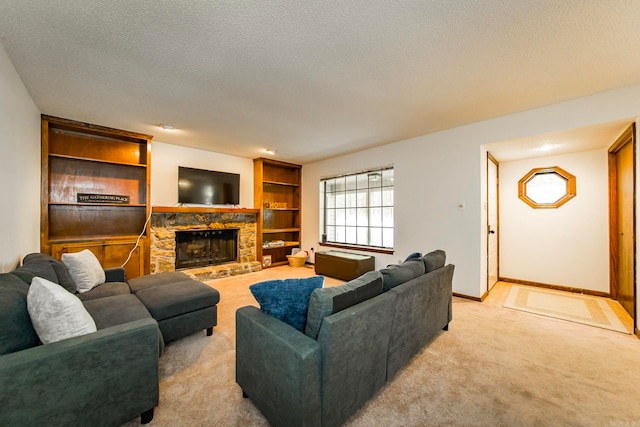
<box><xmin>178</xmin><ymin>166</ymin><xmax>240</xmax><ymax>205</ymax></box>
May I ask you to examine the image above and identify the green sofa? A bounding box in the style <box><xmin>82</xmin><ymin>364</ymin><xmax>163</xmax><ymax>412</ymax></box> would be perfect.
<box><xmin>0</xmin><ymin>253</ymin><xmax>219</xmax><ymax>425</ymax></box>
<box><xmin>0</xmin><ymin>254</ymin><xmax>159</xmax><ymax>425</ymax></box>
<box><xmin>236</xmin><ymin>250</ymin><xmax>454</xmax><ymax>427</ymax></box>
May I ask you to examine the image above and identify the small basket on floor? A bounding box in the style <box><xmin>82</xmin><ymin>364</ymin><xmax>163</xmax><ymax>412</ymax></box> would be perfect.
<box><xmin>286</xmin><ymin>255</ymin><xmax>307</xmax><ymax>267</ymax></box>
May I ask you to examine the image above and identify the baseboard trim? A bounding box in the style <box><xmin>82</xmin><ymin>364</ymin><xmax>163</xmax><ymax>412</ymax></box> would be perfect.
<box><xmin>453</xmin><ymin>292</ymin><xmax>483</xmax><ymax>302</ymax></box>
<box><xmin>635</xmin><ymin>327</ymin><xmax>640</xmax><ymax>339</ymax></box>
<box><xmin>499</xmin><ymin>277</ymin><xmax>610</xmax><ymax>298</ymax></box>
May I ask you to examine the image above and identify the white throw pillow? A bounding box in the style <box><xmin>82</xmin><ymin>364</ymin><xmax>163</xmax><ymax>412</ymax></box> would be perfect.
<box><xmin>27</xmin><ymin>276</ymin><xmax>97</xmax><ymax>344</ymax></box>
<box><xmin>61</xmin><ymin>249</ymin><xmax>106</xmax><ymax>293</ymax></box>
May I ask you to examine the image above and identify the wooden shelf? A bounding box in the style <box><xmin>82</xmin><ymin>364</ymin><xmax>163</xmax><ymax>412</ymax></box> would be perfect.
<box><xmin>263</xmin><ymin>228</ymin><xmax>300</xmax><ymax>233</ymax></box>
<box><xmin>263</xmin><ymin>180</ymin><xmax>300</xmax><ymax>187</ymax></box>
<box><xmin>254</xmin><ymin>158</ymin><xmax>302</xmax><ymax>267</ymax></box>
<box><xmin>49</xmin><ymin>153</ymin><xmax>147</xmax><ymax>168</ymax></box>
<box><xmin>269</xmin><ymin>261</ymin><xmax>289</xmax><ymax>267</ymax></box>
<box><xmin>42</xmin><ymin>115</ymin><xmax>152</xmax><ymax>278</ymax></box>
<box><xmin>50</xmin><ymin>202</ymin><xmax>147</xmax><ymax>207</ymax></box>
<box><xmin>48</xmin><ymin>235</ymin><xmax>143</xmax><ymax>244</ymax></box>
<box><xmin>263</xmin><ymin>242</ymin><xmax>300</xmax><ymax>249</ymax></box>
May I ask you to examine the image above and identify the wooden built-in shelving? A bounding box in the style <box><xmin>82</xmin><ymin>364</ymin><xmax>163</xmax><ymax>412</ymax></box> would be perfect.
<box><xmin>41</xmin><ymin>115</ymin><xmax>152</xmax><ymax>279</ymax></box>
<box><xmin>254</xmin><ymin>158</ymin><xmax>302</xmax><ymax>267</ymax></box>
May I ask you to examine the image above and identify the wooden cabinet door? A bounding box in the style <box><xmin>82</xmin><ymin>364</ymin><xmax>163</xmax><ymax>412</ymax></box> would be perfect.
<box><xmin>51</xmin><ymin>238</ymin><xmax>145</xmax><ymax>280</ymax></box>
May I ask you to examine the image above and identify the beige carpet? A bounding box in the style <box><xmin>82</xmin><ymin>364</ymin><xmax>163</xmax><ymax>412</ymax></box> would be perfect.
<box><xmin>503</xmin><ymin>285</ymin><xmax>629</xmax><ymax>334</ymax></box>
<box><xmin>121</xmin><ymin>266</ymin><xmax>640</xmax><ymax>427</ymax></box>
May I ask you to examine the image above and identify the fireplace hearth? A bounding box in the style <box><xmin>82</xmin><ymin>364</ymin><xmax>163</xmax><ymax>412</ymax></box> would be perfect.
<box><xmin>175</xmin><ymin>228</ymin><xmax>238</xmax><ymax>269</ymax></box>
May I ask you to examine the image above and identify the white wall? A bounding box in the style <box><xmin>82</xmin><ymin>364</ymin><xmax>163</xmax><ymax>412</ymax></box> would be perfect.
<box><xmin>0</xmin><ymin>43</ymin><xmax>41</xmax><ymax>271</ymax></box>
<box><xmin>150</xmin><ymin>142</ymin><xmax>254</xmax><ymax>209</ymax></box>
<box><xmin>302</xmin><ymin>83</ymin><xmax>640</xmax><ymax>307</ymax></box>
<box><xmin>498</xmin><ymin>150</ymin><xmax>609</xmax><ymax>292</ymax></box>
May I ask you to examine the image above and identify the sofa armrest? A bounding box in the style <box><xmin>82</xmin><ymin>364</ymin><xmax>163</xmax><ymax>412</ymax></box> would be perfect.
<box><xmin>0</xmin><ymin>318</ymin><xmax>159</xmax><ymax>426</ymax></box>
<box><xmin>105</xmin><ymin>266</ymin><xmax>126</xmax><ymax>282</ymax></box>
<box><xmin>236</xmin><ymin>306</ymin><xmax>322</xmax><ymax>427</ymax></box>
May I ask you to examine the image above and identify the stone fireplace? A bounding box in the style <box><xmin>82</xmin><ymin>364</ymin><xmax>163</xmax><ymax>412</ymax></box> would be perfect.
<box><xmin>150</xmin><ymin>208</ymin><xmax>262</xmax><ymax>280</ymax></box>
<box><xmin>175</xmin><ymin>228</ymin><xmax>238</xmax><ymax>269</ymax></box>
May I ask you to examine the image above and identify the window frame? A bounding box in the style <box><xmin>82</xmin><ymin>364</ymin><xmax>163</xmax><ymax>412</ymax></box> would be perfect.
<box><xmin>518</xmin><ymin>166</ymin><xmax>576</xmax><ymax>209</ymax></box>
<box><xmin>320</xmin><ymin>166</ymin><xmax>394</xmax><ymax>254</ymax></box>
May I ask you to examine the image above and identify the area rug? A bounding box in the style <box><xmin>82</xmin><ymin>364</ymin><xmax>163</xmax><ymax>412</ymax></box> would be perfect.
<box><xmin>503</xmin><ymin>285</ymin><xmax>629</xmax><ymax>334</ymax></box>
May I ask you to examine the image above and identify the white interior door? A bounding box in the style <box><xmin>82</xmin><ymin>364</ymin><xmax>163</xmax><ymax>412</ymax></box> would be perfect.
<box><xmin>487</xmin><ymin>156</ymin><xmax>499</xmax><ymax>290</ymax></box>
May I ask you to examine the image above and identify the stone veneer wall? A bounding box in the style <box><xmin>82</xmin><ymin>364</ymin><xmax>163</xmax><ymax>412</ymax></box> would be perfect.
<box><xmin>150</xmin><ymin>211</ymin><xmax>262</xmax><ymax>281</ymax></box>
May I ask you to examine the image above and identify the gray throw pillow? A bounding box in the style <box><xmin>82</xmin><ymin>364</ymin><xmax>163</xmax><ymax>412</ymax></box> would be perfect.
<box><xmin>305</xmin><ymin>271</ymin><xmax>383</xmax><ymax>340</ymax></box>
<box><xmin>421</xmin><ymin>249</ymin><xmax>446</xmax><ymax>272</ymax></box>
<box><xmin>61</xmin><ymin>250</ymin><xmax>106</xmax><ymax>293</ymax></box>
<box><xmin>27</xmin><ymin>276</ymin><xmax>97</xmax><ymax>344</ymax></box>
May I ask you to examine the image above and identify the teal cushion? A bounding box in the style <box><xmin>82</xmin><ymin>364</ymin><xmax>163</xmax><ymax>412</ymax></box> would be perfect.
<box><xmin>250</xmin><ymin>276</ymin><xmax>324</xmax><ymax>331</ymax></box>
<box><xmin>380</xmin><ymin>259</ymin><xmax>425</xmax><ymax>291</ymax></box>
<box><xmin>0</xmin><ymin>273</ymin><xmax>40</xmax><ymax>355</ymax></box>
<box><xmin>421</xmin><ymin>249</ymin><xmax>446</xmax><ymax>272</ymax></box>
<box><xmin>404</xmin><ymin>252</ymin><xmax>422</xmax><ymax>261</ymax></box>
<box><xmin>305</xmin><ymin>271</ymin><xmax>383</xmax><ymax>340</ymax></box>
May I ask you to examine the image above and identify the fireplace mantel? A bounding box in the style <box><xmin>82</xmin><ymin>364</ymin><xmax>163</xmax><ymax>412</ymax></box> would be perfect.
<box><xmin>152</xmin><ymin>206</ymin><xmax>259</xmax><ymax>214</ymax></box>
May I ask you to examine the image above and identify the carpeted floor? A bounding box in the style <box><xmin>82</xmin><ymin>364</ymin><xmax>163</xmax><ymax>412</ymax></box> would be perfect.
<box><xmin>121</xmin><ymin>266</ymin><xmax>640</xmax><ymax>427</ymax></box>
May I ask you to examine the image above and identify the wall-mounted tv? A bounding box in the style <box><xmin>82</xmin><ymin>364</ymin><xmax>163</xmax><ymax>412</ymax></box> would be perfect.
<box><xmin>178</xmin><ymin>166</ymin><xmax>240</xmax><ymax>205</ymax></box>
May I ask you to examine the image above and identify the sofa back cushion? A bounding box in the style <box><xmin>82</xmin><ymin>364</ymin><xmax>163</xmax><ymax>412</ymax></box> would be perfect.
<box><xmin>0</xmin><ymin>273</ymin><xmax>40</xmax><ymax>355</ymax></box>
<box><xmin>421</xmin><ymin>249</ymin><xmax>446</xmax><ymax>272</ymax></box>
<box><xmin>23</xmin><ymin>253</ymin><xmax>77</xmax><ymax>292</ymax></box>
<box><xmin>380</xmin><ymin>259</ymin><xmax>425</xmax><ymax>291</ymax></box>
<box><xmin>11</xmin><ymin>260</ymin><xmax>58</xmax><ymax>286</ymax></box>
<box><xmin>305</xmin><ymin>271</ymin><xmax>383</xmax><ymax>340</ymax></box>
<box><xmin>250</xmin><ymin>276</ymin><xmax>324</xmax><ymax>331</ymax></box>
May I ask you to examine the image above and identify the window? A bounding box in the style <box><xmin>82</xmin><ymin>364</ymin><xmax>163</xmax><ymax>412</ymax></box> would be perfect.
<box><xmin>320</xmin><ymin>167</ymin><xmax>394</xmax><ymax>250</ymax></box>
<box><xmin>518</xmin><ymin>166</ymin><xmax>576</xmax><ymax>208</ymax></box>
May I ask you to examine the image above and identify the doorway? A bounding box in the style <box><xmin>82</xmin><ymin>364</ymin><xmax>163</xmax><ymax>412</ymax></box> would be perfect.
<box><xmin>487</xmin><ymin>153</ymin><xmax>499</xmax><ymax>292</ymax></box>
<box><xmin>609</xmin><ymin>124</ymin><xmax>636</xmax><ymax>323</ymax></box>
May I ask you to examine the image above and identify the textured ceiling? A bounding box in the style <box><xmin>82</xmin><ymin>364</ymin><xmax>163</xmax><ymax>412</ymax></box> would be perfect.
<box><xmin>1</xmin><ymin>1</ymin><xmax>640</xmax><ymax>164</ymax></box>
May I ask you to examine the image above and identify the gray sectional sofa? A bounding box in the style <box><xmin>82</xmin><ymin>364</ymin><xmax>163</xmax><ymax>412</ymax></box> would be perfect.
<box><xmin>236</xmin><ymin>250</ymin><xmax>454</xmax><ymax>427</ymax></box>
<box><xmin>0</xmin><ymin>253</ymin><xmax>220</xmax><ymax>426</ymax></box>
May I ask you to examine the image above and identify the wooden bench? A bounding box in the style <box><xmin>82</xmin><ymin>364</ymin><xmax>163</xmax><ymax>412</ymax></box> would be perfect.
<box><xmin>314</xmin><ymin>250</ymin><xmax>375</xmax><ymax>281</ymax></box>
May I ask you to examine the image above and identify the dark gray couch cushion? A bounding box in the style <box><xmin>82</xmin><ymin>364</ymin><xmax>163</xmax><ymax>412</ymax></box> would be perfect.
<box><xmin>380</xmin><ymin>259</ymin><xmax>425</xmax><ymax>291</ymax></box>
<box><xmin>82</xmin><ymin>293</ymin><xmax>164</xmax><ymax>355</ymax></box>
<box><xmin>135</xmin><ymin>280</ymin><xmax>220</xmax><ymax>321</ymax></box>
<box><xmin>305</xmin><ymin>271</ymin><xmax>383</xmax><ymax>340</ymax></box>
<box><xmin>75</xmin><ymin>281</ymin><xmax>131</xmax><ymax>302</ymax></box>
<box><xmin>23</xmin><ymin>253</ymin><xmax>77</xmax><ymax>292</ymax></box>
<box><xmin>11</xmin><ymin>261</ymin><xmax>58</xmax><ymax>286</ymax></box>
<box><xmin>127</xmin><ymin>271</ymin><xmax>191</xmax><ymax>293</ymax></box>
<box><xmin>421</xmin><ymin>250</ymin><xmax>446</xmax><ymax>272</ymax></box>
<box><xmin>0</xmin><ymin>273</ymin><xmax>40</xmax><ymax>355</ymax></box>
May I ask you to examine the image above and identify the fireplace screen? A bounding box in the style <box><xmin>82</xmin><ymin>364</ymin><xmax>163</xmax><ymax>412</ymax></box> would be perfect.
<box><xmin>175</xmin><ymin>229</ymin><xmax>238</xmax><ymax>269</ymax></box>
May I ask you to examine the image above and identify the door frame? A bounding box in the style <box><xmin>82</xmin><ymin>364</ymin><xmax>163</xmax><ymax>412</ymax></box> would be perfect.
<box><xmin>608</xmin><ymin>123</ymin><xmax>636</xmax><ymax>327</ymax></box>
<box><xmin>487</xmin><ymin>152</ymin><xmax>499</xmax><ymax>292</ymax></box>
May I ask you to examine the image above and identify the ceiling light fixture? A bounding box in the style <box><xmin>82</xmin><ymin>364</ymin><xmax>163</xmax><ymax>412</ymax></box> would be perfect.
<box><xmin>161</xmin><ymin>123</ymin><xmax>175</xmax><ymax>131</ymax></box>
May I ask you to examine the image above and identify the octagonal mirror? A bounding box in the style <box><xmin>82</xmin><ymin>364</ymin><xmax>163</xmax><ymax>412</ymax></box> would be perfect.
<box><xmin>518</xmin><ymin>166</ymin><xmax>576</xmax><ymax>208</ymax></box>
